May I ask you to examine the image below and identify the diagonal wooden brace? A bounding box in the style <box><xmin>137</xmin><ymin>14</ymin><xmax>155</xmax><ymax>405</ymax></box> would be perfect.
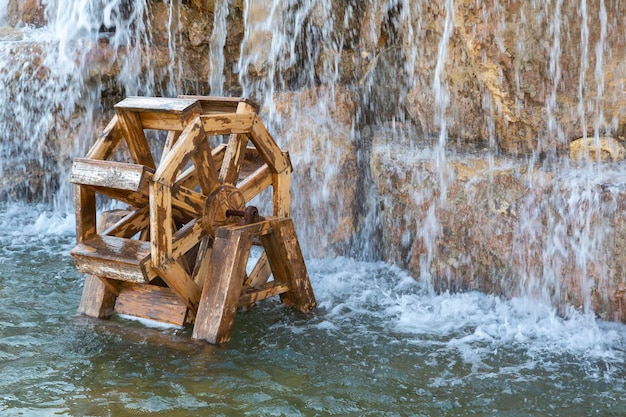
<box><xmin>192</xmin><ymin>218</ymin><xmax>316</xmax><ymax>344</ymax></box>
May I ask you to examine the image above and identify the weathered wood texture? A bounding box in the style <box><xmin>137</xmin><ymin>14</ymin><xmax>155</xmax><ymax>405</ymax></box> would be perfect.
<box><xmin>115</xmin><ymin>282</ymin><xmax>188</xmax><ymax>326</ymax></box>
<box><xmin>77</xmin><ymin>275</ymin><xmax>117</xmax><ymax>318</ymax></box>
<box><xmin>77</xmin><ymin>210</ymin><xmax>130</xmax><ymax>318</ymax></box>
<box><xmin>71</xmin><ymin>235</ymin><xmax>154</xmax><ymax>283</ymax></box>
<box><xmin>72</xmin><ymin>95</ymin><xmax>314</xmax><ymax>344</ymax></box>
<box><xmin>261</xmin><ymin>218</ymin><xmax>317</xmax><ymax>312</ymax></box>
<box><xmin>192</xmin><ymin>226</ymin><xmax>254</xmax><ymax>343</ymax></box>
<box><xmin>70</xmin><ymin>158</ymin><xmax>154</xmax><ymax>193</ymax></box>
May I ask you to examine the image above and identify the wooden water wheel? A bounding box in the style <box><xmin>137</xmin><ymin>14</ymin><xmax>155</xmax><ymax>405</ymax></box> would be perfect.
<box><xmin>70</xmin><ymin>96</ymin><xmax>316</xmax><ymax>344</ymax></box>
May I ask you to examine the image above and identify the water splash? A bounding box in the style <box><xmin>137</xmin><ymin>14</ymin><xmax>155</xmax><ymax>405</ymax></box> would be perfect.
<box><xmin>0</xmin><ymin>0</ymin><xmax>179</xmax><ymax>209</ymax></box>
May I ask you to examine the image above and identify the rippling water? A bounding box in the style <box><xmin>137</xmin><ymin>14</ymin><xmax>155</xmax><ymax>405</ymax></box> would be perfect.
<box><xmin>0</xmin><ymin>203</ymin><xmax>625</xmax><ymax>416</ymax></box>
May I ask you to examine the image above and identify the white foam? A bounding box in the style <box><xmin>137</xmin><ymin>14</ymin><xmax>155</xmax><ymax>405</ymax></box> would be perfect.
<box><xmin>117</xmin><ymin>314</ymin><xmax>183</xmax><ymax>330</ymax></box>
<box><xmin>307</xmin><ymin>257</ymin><xmax>626</xmax><ymax>367</ymax></box>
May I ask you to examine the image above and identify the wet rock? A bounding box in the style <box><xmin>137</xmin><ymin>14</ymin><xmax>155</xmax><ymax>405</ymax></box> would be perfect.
<box><xmin>270</xmin><ymin>86</ymin><xmax>358</xmax><ymax>257</ymax></box>
<box><xmin>6</xmin><ymin>0</ymin><xmax>47</xmax><ymax>28</ymax></box>
<box><xmin>370</xmin><ymin>128</ymin><xmax>626</xmax><ymax>321</ymax></box>
<box><xmin>569</xmin><ymin>137</ymin><xmax>626</xmax><ymax>162</ymax></box>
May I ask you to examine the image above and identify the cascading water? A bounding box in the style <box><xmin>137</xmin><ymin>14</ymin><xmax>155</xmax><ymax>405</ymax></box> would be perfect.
<box><xmin>1</xmin><ymin>0</ymin><xmax>626</xmax><ymax>415</ymax></box>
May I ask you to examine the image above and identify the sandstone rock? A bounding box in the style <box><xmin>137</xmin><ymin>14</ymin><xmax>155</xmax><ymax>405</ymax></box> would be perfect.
<box><xmin>370</xmin><ymin>128</ymin><xmax>626</xmax><ymax>320</ymax></box>
<box><xmin>6</xmin><ymin>0</ymin><xmax>46</xmax><ymax>28</ymax></box>
<box><xmin>569</xmin><ymin>137</ymin><xmax>626</xmax><ymax>162</ymax></box>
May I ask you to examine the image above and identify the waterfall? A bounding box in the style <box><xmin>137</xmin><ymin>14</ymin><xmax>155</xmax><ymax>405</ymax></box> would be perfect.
<box><xmin>1</xmin><ymin>0</ymin><xmax>625</xmax><ymax>318</ymax></box>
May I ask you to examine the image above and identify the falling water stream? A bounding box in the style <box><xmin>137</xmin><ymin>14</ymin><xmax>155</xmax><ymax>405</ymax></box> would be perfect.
<box><xmin>0</xmin><ymin>0</ymin><xmax>625</xmax><ymax>415</ymax></box>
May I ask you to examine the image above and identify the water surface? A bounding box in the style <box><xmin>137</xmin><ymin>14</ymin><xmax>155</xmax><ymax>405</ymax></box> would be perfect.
<box><xmin>0</xmin><ymin>204</ymin><xmax>624</xmax><ymax>416</ymax></box>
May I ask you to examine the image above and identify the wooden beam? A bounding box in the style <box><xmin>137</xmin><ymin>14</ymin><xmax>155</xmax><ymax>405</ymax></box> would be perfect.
<box><xmin>192</xmin><ymin>138</ymin><xmax>221</xmax><ymax>196</ymax></box>
<box><xmin>248</xmin><ymin>117</ymin><xmax>290</xmax><ymax>174</ymax></box>
<box><xmin>74</xmin><ymin>184</ymin><xmax>96</xmax><ymax>243</ymax></box>
<box><xmin>192</xmin><ymin>226</ymin><xmax>254</xmax><ymax>343</ymax></box>
<box><xmin>70</xmin><ymin>158</ymin><xmax>154</xmax><ymax>193</ymax></box>
<box><xmin>101</xmin><ymin>207</ymin><xmax>150</xmax><ymax>238</ymax></box>
<box><xmin>155</xmin><ymin>117</ymin><xmax>204</xmax><ymax>185</ymax></box>
<box><xmin>218</xmin><ymin>133</ymin><xmax>248</xmax><ymax>185</ymax></box>
<box><xmin>191</xmin><ymin>237</ymin><xmax>212</xmax><ymax>288</ymax></box>
<box><xmin>243</xmin><ymin>251</ymin><xmax>272</xmax><ymax>288</ymax></box>
<box><xmin>200</xmin><ymin>113</ymin><xmax>255</xmax><ymax>135</ymax></box>
<box><xmin>86</xmin><ymin>115</ymin><xmax>124</xmax><ymax>160</ymax></box>
<box><xmin>176</xmin><ymin>143</ymin><xmax>227</xmax><ymax>189</ymax></box>
<box><xmin>114</xmin><ymin>282</ymin><xmax>188</xmax><ymax>326</ymax></box>
<box><xmin>154</xmin><ymin>259</ymin><xmax>201</xmax><ymax>314</ymax></box>
<box><xmin>178</xmin><ymin>95</ymin><xmax>259</xmax><ymax>113</ymax></box>
<box><xmin>260</xmin><ymin>218</ymin><xmax>316</xmax><ymax>313</ymax></box>
<box><xmin>77</xmin><ymin>275</ymin><xmax>117</xmax><ymax>318</ymax></box>
<box><xmin>160</xmin><ymin>130</ymin><xmax>181</xmax><ymax>164</ymax></box>
<box><xmin>238</xmin><ymin>281</ymin><xmax>290</xmax><ymax>307</ymax></box>
<box><xmin>115</xmin><ymin>109</ymin><xmax>156</xmax><ymax>169</ymax></box>
<box><xmin>238</xmin><ymin>164</ymin><xmax>272</xmax><ymax>202</ymax></box>
<box><xmin>150</xmin><ymin>180</ymin><xmax>173</xmax><ymax>266</ymax></box>
<box><xmin>171</xmin><ymin>218</ymin><xmax>206</xmax><ymax>261</ymax></box>
<box><xmin>272</xmin><ymin>170</ymin><xmax>291</xmax><ymax>217</ymax></box>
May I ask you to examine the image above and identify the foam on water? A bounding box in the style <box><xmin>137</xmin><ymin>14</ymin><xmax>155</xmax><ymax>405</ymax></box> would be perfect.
<box><xmin>0</xmin><ymin>204</ymin><xmax>625</xmax><ymax>415</ymax></box>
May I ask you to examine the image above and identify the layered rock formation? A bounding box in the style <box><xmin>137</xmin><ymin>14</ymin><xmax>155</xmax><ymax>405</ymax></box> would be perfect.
<box><xmin>2</xmin><ymin>0</ymin><xmax>626</xmax><ymax>320</ymax></box>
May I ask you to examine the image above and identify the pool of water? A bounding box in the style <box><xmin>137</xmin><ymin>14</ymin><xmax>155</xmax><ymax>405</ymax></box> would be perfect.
<box><xmin>0</xmin><ymin>203</ymin><xmax>625</xmax><ymax>416</ymax></box>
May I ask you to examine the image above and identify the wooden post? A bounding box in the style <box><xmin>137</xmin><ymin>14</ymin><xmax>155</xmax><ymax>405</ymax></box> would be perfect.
<box><xmin>192</xmin><ymin>226</ymin><xmax>254</xmax><ymax>343</ymax></box>
<box><xmin>261</xmin><ymin>218</ymin><xmax>316</xmax><ymax>313</ymax></box>
<box><xmin>77</xmin><ymin>210</ymin><xmax>129</xmax><ymax>318</ymax></box>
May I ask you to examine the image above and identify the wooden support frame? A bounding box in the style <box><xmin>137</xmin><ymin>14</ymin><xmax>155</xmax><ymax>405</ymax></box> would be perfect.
<box><xmin>192</xmin><ymin>218</ymin><xmax>316</xmax><ymax>344</ymax></box>
<box><xmin>72</xmin><ymin>95</ymin><xmax>315</xmax><ymax>344</ymax></box>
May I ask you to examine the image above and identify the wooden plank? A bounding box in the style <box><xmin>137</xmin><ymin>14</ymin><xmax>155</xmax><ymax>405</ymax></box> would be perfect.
<box><xmin>248</xmin><ymin>117</ymin><xmax>290</xmax><ymax>174</ymax></box>
<box><xmin>70</xmin><ymin>158</ymin><xmax>154</xmax><ymax>192</ymax></box>
<box><xmin>171</xmin><ymin>218</ymin><xmax>206</xmax><ymax>261</ymax></box>
<box><xmin>155</xmin><ymin>117</ymin><xmax>204</xmax><ymax>184</ymax></box>
<box><xmin>115</xmin><ymin>110</ymin><xmax>156</xmax><ymax>169</ymax></box>
<box><xmin>191</xmin><ymin>237</ymin><xmax>212</xmax><ymax>288</ymax></box>
<box><xmin>114</xmin><ymin>282</ymin><xmax>188</xmax><ymax>326</ymax></box>
<box><xmin>150</xmin><ymin>180</ymin><xmax>173</xmax><ymax>267</ymax></box>
<box><xmin>115</xmin><ymin>97</ymin><xmax>203</xmax><ymax>131</ymax></box>
<box><xmin>77</xmin><ymin>275</ymin><xmax>117</xmax><ymax>318</ymax></box>
<box><xmin>260</xmin><ymin>218</ymin><xmax>316</xmax><ymax>312</ymax></box>
<box><xmin>160</xmin><ymin>130</ymin><xmax>181</xmax><ymax>164</ymax></box>
<box><xmin>86</xmin><ymin>115</ymin><xmax>124</xmax><ymax>160</ymax></box>
<box><xmin>192</xmin><ymin>226</ymin><xmax>253</xmax><ymax>343</ymax></box>
<box><xmin>191</xmin><ymin>138</ymin><xmax>221</xmax><ymax>196</ymax></box>
<box><xmin>219</xmin><ymin>133</ymin><xmax>248</xmax><ymax>185</ymax></box>
<box><xmin>115</xmin><ymin>96</ymin><xmax>200</xmax><ymax>113</ymax></box>
<box><xmin>200</xmin><ymin>113</ymin><xmax>255</xmax><ymax>135</ymax></box>
<box><xmin>101</xmin><ymin>207</ymin><xmax>150</xmax><ymax>238</ymax></box>
<box><xmin>70</xmin><ymin>235</ymin><xmax>154</xmax><ymax>283</ymax></box>
<box><xmin>178</xmin><ymin>95</ymin><xmax>259</xmax><ymax>113</ymax></box>
<box><xmin>272</xmin><ymin>170</ymin><xmax>291</xmax><ymax>217</ymax></box>
<box><xmin>239</xmin><ymin>164</ymin><xmax>272</xmax><ymax>202</ymax></box>
<box><xmin>154</xmin><ymin>259</ymin><xmax>201</xmax><ymax>313</ymax></box>
<box><xmin>238</xmin><ymin>280</ymin><xmax>290</xmax><ymax>307</ymax></box>
<box><xmin>176</xmin><ymin>143</ymin><xmax>227</xmax><ymax>189</ymax></box>
<box><xmin>74</xmin><ymin>185</ymin><xmax>96</xmax><ymax>243</ymax></box>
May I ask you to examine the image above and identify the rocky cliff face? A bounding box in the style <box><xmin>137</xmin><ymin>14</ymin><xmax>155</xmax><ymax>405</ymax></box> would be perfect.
<box><xmin>3</xmin><ymin>0</ymin><xmax>626</xmax><ymax>320</ymax></box>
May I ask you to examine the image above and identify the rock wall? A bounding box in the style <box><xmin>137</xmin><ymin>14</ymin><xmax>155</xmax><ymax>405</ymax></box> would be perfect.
<box><xmin>3</xmin><ymin>1</ymin><xmax>626</xmax><ymax>319</ymax></box>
